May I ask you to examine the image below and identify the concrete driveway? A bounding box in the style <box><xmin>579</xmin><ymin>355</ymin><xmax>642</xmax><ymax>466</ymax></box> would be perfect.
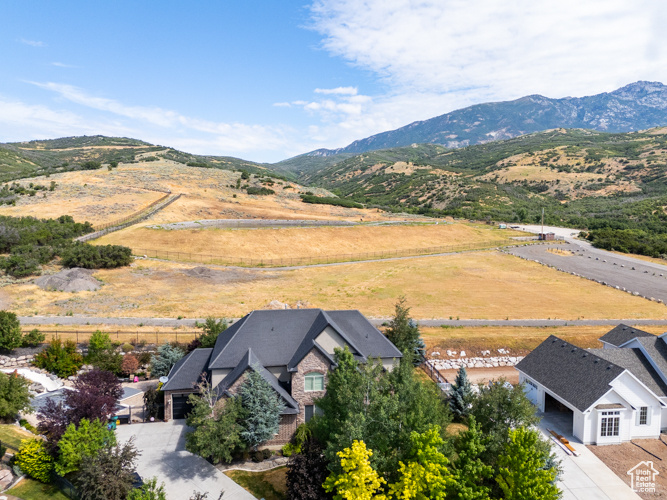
<box><xmin>116</xmin><ymin>420</ymin><xmax>255</xmax><ymax>500</ymax></box>
<box><xmin>538</xmin><ymin>413</ymin><xmax>641</xmax><ymax>500</ymax></box>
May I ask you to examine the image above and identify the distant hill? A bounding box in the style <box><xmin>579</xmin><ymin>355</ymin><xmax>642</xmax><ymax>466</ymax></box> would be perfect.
<box><xmin>0</xmin><ymin>135</ymin><xmax>291</xmax><ymax>182</ymax></box>
<box><xmin>301</xmin><ymin>127</ymin><xmax>667</xmax><ymax>233</ymax></box>
<box><xmin>305</xmin><ymin>81</ymin><xmax>667</xmax><ymax>159</ymax></box>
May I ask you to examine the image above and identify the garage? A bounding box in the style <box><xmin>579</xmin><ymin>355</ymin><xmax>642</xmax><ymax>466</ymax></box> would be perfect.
<box><xmin>172</xmin><ymin>395</ymin><xmax>194</xmax><ymax>420</ymax></box>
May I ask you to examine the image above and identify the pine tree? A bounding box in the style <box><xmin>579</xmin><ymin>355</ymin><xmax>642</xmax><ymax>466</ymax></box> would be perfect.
<box><xmin>450</xmin><ymin>416</ymin><xmax>493</xmax><ymax>500</ymax></box>
<box><xmin>385</xmin><ymin>297</ymin><xmax>422</xmax><ymax>364</ymax></box>
<box><xmin>239</xmin><ymin>366</ymin><xmax>286</xmax><ymax>450</ymax></box>
<box><xmin>449</xmin><ymin>367</ymin><xmax>475</xmax><ymax>420</ymax></box>
<box><xmin>323</xmin><ymin>440</ymin><xmax>387</xmax><ymax>500</ymax></box>
<box><xmin>495</xmin><ymin>427</ymin><xmax>560</xmax><ymax>500</ymax></box>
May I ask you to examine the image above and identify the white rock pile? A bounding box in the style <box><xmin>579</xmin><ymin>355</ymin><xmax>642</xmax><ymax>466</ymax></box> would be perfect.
<box><xmin>428</xmin><ymin>348</ymin><xmax>524</xmax><ymax>370</ymax></box>
<box><xmin>0</xmin><ymin>354</ymin><xmax>35</xmax><ymax>368</ymax></box>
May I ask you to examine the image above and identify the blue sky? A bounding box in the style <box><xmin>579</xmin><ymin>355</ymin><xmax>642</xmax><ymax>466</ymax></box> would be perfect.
<box><xmin>2</xmin><ymin>1</ymin><xmax>666</xmax><ymax>162</ymax></box>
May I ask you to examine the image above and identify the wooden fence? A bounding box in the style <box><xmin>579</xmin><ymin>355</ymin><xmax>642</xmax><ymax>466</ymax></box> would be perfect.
<box><xmin>22</xmin><ymin>329</ymin><xmax>201</xmax><ymax>345</ymax></box>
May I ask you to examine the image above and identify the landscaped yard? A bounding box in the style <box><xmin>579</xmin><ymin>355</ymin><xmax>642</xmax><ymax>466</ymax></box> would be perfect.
<box><xmin>224</xmin><ymin>467</ymin><xmax>287</xmax><ymax>500</ymax></box>
<box><xmin>0</xmin><ymin>424</ymin><xmax>34</xmax><ymax>452</ymax></box>
<box><xmin>7</xmin><ymin>478</ymin><xmax>70</xmax><ymax>500</ymax></box>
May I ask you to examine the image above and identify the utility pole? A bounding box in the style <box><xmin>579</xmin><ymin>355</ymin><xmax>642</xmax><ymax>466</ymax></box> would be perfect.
<box><xmin>541</xmin><ymin>207</ymin><xmax>545</xmax><ymax>240</ymax></box>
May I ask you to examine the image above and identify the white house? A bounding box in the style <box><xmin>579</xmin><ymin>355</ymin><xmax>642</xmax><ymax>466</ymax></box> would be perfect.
<box><xmin>516</xmin><ymin>325</ymin><xmax>667</xmax><ymax>445</ymax></box>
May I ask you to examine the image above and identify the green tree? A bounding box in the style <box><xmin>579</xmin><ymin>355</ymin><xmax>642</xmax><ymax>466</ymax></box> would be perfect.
<box><xmin>150</xmin><ymin>343</ymin><xmax>185</xmax><ymax>378</ymax></box>
<box><xmin>323</xmin><ymin>440</ymin><xmax>387</xmax><ymax>500</ymax></box>
<box><xmin>470</xmin><ymin>380</ymin><xmax>540</xmax><ymax>465</ymax></box>
<box><xmin>495</xmin><ymin>428</ymin><xmax>560</xmax><ymax>500</ymax></box>
<box><xmin>127</xmin><ymin>477</ymin><xmax>167</xmax><ymax>500</ymax></box>
<box><xmin>75</xmin><ymin>439</ymin><xmax>138</xmax><ymax>500</ymax></box>
<box><xmin>197</xmin><ymin>317</ymin><xmax>228</xmax><ymax>348</ymax></box>
<box><xmin>15</xmin><ymin>438</ymin><xmax>54</xmax><ymax>483</ymax></box>
<box><xmin>22</xmin><ymin>328</ymin><xmax>45</xmax><ymax>347</ymax></box>
<box><xmin>86</xmin><ymin>331</ymin><xmax>122</xmax><ymax>374</ymax></box>
<box><xmin>389</xmin><ymin>426</ymin><xmax>455</xmax><ymax>500</ymax></box>
<box><xmin>449</xmin><ymin>416</ymin><xmax>493</xmax><ymax>500</ymax></box>
<box><xmin>449</xmin><ymin>367</ymin><xmax>475</xmax><ymax>420</ymax></box>
<box><xmin>240</xmin><ymin>367</ymin><xmax>286</xmax><ymax>450</ymax></box>
<box><xmin>0</xmin><ymin>310</ymin><xmax>23</xmax><ymax>351</ymax></box>
<box><xmin>384</xmin><ymin>297</ymin><xmax>422</xmax><ymax>364</ymax></box>
<box><xmin>33</xmin><ymin>338</ymin><xmax>83</xmax><ymax>377</ymax></box>
<box><xmin>186</xmin><ymin>379</ymin><xmax>245</xmax><ymax>464</ymax></box>
<box><xmin>56</xmin><ymin>419</ymin><xmax>116</xmax><ymax>475</ymax></box>
<box><xmin>0</xmin><ymin>370</ymin><xmax>31</xmax><ymax>419</ymax></box>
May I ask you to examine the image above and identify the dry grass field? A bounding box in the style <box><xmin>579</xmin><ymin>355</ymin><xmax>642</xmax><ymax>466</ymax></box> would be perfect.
<box><xmin>6</xmin><ymin>250</ymin><xmax>667</xmax><ymax>320</ymax></box>
<box><xmin>92</xmin><ymin>222</ymin><xmax>517</xmax><ymax>262</ymax></box>
<box><xmin>420</xmin><ymin>324</ymin><xmax>667</xmax><ymax>356</ymax></box>
<box><xmin>0</xmin><ymin>159</ymin><xmax>408</xmax><ymax>225</ymax></box>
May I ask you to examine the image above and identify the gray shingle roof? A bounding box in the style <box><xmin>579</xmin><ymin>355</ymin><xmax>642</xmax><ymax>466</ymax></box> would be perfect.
<box><xmin>634</xmin><ymin>336</ymin><xmax>667</xmax><ymax>381</ymax></box>
<box><xmin>599</xmin><ymin>324</ymin><xmax>654</xmax><ymax>347</ymax></box>
<box><xmin>216</xmin><ymin>348</ymin><xmax>299</xmax><ymax>415</ymax></box>
<box><xmin>208</xmin><ymin>309</ymin><xmax>402</xmax><ymax>370</ymax></box>
<box><xmin>515</xmin><ymin>335</ymin><xmax>624</xmax><ymax>411</ymax></box>
<box><xmin>162</xmin><ymin>348</ymin><xmax>213</xmax><ymax>392</ymax></box>
<box><xmin>589</xmin><ymin>347</ymin><xmax>667</xmax><ymax>399</ymax></box>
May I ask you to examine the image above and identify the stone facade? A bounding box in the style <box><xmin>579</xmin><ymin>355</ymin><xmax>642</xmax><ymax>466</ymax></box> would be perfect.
<box><xmin>291</xmin><ymin>348</ymin><xmax>330</xmax><ymax>426</ymax></box>
<box><xmin>265</xmin><ymin>414</ymin><xmax>298</xmax><ymax>446</ymax></box>
<box><xmin>164</xmin><ymin>388</ymin><xmax>198</xmax><ymax>421</ymax></box>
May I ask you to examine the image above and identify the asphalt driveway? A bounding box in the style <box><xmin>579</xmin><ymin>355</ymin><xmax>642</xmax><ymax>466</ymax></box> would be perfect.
<box><xmin>116</xmin><ymin>420</ymin><xmax>255</xmax><ymax>500</ymax></box>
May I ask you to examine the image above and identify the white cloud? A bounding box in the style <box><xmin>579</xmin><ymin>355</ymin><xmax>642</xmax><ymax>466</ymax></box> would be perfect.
<box><xmin>314</xmin><ymin>86</ymin><xmax>358</xmax><ymax>95</ymax></box>
<box><xmin>19</xmin><ymin>38</ymin><xmax>46</xmax><ymax>47</ymax></box>
<box><xmin>51</xmin><ymin>62</ymin><xmax>78</xmax><ymax>68</ymax></box>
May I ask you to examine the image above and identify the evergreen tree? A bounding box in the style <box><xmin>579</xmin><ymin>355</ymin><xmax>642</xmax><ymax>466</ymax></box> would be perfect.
<box><xmin>0</xmin><ymin>370</ymin><xmax>31</xmax><ymax>419</ymax></box>
<box><xmin>385</xmin><ymin>297</ymin><xmax>422</xmax><ymax>364</ymax></box>
<box><xmin>0</xmin><ymin>310</ymin><xmax>23</xmax><ymax>351</ymax></box>
<box><xmin>449</xmin><ymin>367</ymin><xmax>475</xmax><ymax>420</ymax></box>
<box><xmin>323</xmin><ymin>440</ymin><xmax>387</xmax><ymax>500</ymax></box>
<box><xmin>495</xmin><ymin>427</ymin><xmax>560</xmax><ymax>500</ymax></box>
<box><xmin>197</xmin><ymin>317</ymin><xmax>228</xmax><ymax>348</ymax></box>
<box><xmin>150</xmin><ymin>343</ymin><xmax>185</xmax><ymax>378</ymax></box>
<box><xmin>389</xmin><ymin>426</ymin><xmax>455</xmax><ymax>500</ymax></box>
<box><xmin>239</xmin><ymin>366</ymin><xmax>286</xmax><ymax>450</ymax></box>
<box><xmin>449</xmin><ymin>416</ymin><xmax>493</xmax><ymax>500</ymax></box>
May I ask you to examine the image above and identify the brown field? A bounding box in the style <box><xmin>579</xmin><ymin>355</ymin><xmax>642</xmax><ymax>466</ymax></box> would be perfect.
<box><xmin>20</xmin><ymin>324</ymin><xmax>200</xmax><ymax>346</ymax></box>
<box><xmin>6</xmin><ymin>250</ymin><xmax>667</xmax><ymax>320</ymax></box>
<box><xmin>93</xmin><ymin>222</ymin><xmax>518</xmax><ymax>262</ymax></box>
<box><xmin>0</xmin><ymin>159</ymin><xmax>414</xmax><ymax>225</ymax></box>
<box><xmin>421</xmin><ymin>325</ymin><xmax>667</xmax><ymax>357</ymax></box>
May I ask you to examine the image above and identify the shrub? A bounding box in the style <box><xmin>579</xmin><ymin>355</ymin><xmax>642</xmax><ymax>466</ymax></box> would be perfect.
<box><xmin>121</xmin><ymin>343</ymin><xmax>134</xmax><ymax>353</ymax></box>
<box><xmin>33</xmin><ymin>338</ymin><xmax>83</xmax><ymax>377</ymax></box>
<box><xmin>143</xmin><ymin>387</ymin><xmax>164</xmax><ymax>420</ymax></box>
<box><xmin>0</xmin><ymin>371</ymin><xmax>31</xmax><ymax>420</ymax></box>
<box><xmin>0</xmin><ymin>310</ymin><xmax>23</xmax><ymax>351</ymax></box>
<box><xmin>19</xmin><ymin>418</ymin><xmax>37</xmax><ymax>433</ymax></box>
<box><xmin>2</xmin><ymin>254</ymin><xmax>39</xmax><ymax>277</ymax></box>
<box><xmin>137</xmin><ymin>352</ymin><xmax>152</xmax><ymax>366</ymax></box>
<box><xmin>0</xmin><ymin>444</ymin><xmax>6</xmax><ymax>458</ymax></box>
<box><xmin>246</xmin><ymin>186</ymin><xmax>275</xmax><ymax>196</ymax></box>
<box><xmin>22</xmin><ymin>328</ymin><xmax>45</xmax><ymax>347</ymax></box>
<box><xmin>121</xmin><ymin>354</ymin><xmax>139</xmax><ymax>376</ymax></box>
<box><xmin>81</xmin><ymin>160</ymin><xmax>102</xmax><ymax>170</ymax></box>
<box><xmin>300</xmin><ymin>194</ymin><xmax>363</xmax><ymax>209</ymax></box>
<box><xmin>262</xmin><ymin>448</ymin><xmax>272</xmax><ymax>460</ymax></box>
<box><xmin>251</xmin><ymin>450</ymin><xmax>264</xmax><ymax>463</ymax></box>
<box><xmin>282</xmin><ymin>442</ymin><xmax>297</xmax><ymax>457</ymax></box>
<box><xmin>15</xmin><ymin>438</ymin><xmax>54</xmax><ymax>483</ymax></box>
<box><xmin>61</xmin><ymin>243</ymin><xmax>132</xmax><ymax>269</ymax></box>
<box><xmin>56</xmin><ymin>419</ymin><xmax>116</xmax><ymax>475</ymax></box>
<box><xmin>86</xmin><ymin>331</ymin><xmax>122</xmax><ymax>374</ymax></box>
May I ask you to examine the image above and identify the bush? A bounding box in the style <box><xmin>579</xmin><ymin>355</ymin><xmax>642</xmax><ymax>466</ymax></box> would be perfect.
<box><xmin>262</xmin><ymin>448</ymin><xmax>272</xmax><ymax>460</ymax></box>
<box><xmin>81</xmin><ymin>160</ymin><xmax>102</xmax><ymax>170</ymax></box>
<box><xmin>282</xmin><ymin>442</ymin><xmax>297</xmax><ymax>457</ymax></box>
<box><xmin>246</xmin><ymin>187</ymin><xmax>275</xmax><ymax>195</ymax></box>
<box><xmin>121</xmin><ymin>354</ymin><xmax>139</xmax><ymax>376</ymax></box>
<box><xmin>33</xmin><ymin>338</ymin><xmax>83</xmax><ymax>377</ymax></box>
<box><xmin>251</xmin><ymin>450</ymin><xmax>264</xmax><ymax>463</ymax></box>
<box><xmin>0</xmin><ymin>311</ymin><xmax>23</xmax><ymax>351</ymax></box>
<box><xmin>2</xmin><ymin>254</ymin><xmax>39</xmax><ymax>277</ymax></box>
<box><xmin>0</xmin><ymin>444</ymin><xmax>5</xmax><ymax>458</ymax></box>
<box><xmin>56</xmin><ymin>419</ymin><xmax>116</xmax><ymax>476</ymax></box>
<box><xmin>22</xmin><ymin>328</ymin><xmax>45</xmax><ymax>347</ymax></box>
<box><xmin>121</xmin><ymin>343</ymin><xmax>134</xmax><ymax>353</ymax></box>
<box><xmin>86</xmin><ymin>331</ymin><xmax>122</xmax><ymax>374</ymax></box>
<box><xmin>19</xmin><ymin>418</ymin><xmax>37</xmax><ymax>433</ymax></box>
<box><xmin>15</xmin><ymin>438</ymin><xmax>54</xmax><ymax>483</ymax></box>
<box><xmin>0</xmin><ymin>371</ymin><xmax>31</xmax><ymax>420</ymax></box>
<box><xmin>61</xmin><ymin>243</ymin><xmax>132</xmax><ymax>269</ymax></box>
<box><xmin>137</xmin><ymin>352</ymin><xmax>152</xmax><ymax>366</ymax></box>
<box><xmin>300</xmin><ymin>194</ymin><xmax>363</xmax><ymax>209</ymax></box>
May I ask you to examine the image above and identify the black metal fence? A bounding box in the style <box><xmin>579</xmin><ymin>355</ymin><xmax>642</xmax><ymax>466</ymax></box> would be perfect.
<box><xmin>132</xmin><ymin>238</ymin><xmax>539</xmax><ymax>268</ymax></box>
<box><xmin>53</xmin><ymin>473</ymin><xmax>79</xmax><ymax>499</ymax></box>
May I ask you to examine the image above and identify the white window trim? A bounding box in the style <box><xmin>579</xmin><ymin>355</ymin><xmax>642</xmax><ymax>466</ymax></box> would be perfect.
<box><xmin>304</xmin><ymin>372</ymin><xmax>325</xmax><ymax>392</ymax></box>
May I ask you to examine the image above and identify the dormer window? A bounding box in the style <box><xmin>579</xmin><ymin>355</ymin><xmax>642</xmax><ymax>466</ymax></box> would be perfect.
<box><xmin>305</xmin><ymin>372</ymin><xmax>325</xmax><ymax>391</ymax></box>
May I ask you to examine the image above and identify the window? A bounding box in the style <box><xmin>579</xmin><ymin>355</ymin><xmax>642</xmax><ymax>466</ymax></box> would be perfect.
<box><xmin>639</xmin><ymin>407</ymin><xmax>648</xmax><ymax>425</ymax></box>
<box><xmin>305</xmin><ymin>405</ymin><xmax>323</xmax><ymax>422</ymax></box>
<box><xmin>304</xmin><ymin>372</ymin><xmax>325</xmax><ymax>391</ymax></box>
<box><xmin>600</xmin><ymin>411</ymin><xmax>620</xmax><ymax>437</ymax></box>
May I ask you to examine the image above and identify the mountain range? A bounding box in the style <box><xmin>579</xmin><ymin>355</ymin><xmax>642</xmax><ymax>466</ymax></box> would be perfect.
<box><xmin>304</xmin><ymin>81</ymin><xmax>667</xmax><ymax>159</ymax></box>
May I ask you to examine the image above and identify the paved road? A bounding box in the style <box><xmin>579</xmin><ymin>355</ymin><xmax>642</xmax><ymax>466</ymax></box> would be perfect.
<box><xmin>116</xmin><ymin>420</ymin><xmax>254</xmax><ymax>500</ymax></box>
<box><xmin>506</xmin><ymin>243</ymin><xmax>667</xmax><ymax>304</ymax></box>
<box><xmin>18</xmin><ymin>315</ymin><xmax>667</xmax><ymax>328</ymax></box>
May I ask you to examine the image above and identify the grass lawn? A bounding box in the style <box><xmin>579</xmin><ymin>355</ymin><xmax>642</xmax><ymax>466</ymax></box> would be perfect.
<box><xmin>224</xmin><ymin>467</ymin><xmax>287</xmax><ymax>500</ymax></box>
<box><xmin>7</xmin><ymin>478</ymin><xmax>70</xmax><ymax>500</ymax></box>
<box><xmin>0</xmin><ymin>424</ymin><xmax>34</xmax><ymax>452</ymax></box>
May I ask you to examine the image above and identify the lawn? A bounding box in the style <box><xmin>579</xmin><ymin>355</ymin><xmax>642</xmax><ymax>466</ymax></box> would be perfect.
<box><xmin>224</xmin><ymin>467</ymin><xmax>287</xmax><ymax>500</ymax></box>
<box><xmin>7</xmin><ymin>478</ymin><xmax>70</xmax><ymax>500</ymax></box>
<box><xmin>6</xmin><ymin>250</ymin><xmax>667</xmax><ymax>321</ymax></box>
<box><xmin>0</xmin><ymin>424</ymin><xmax>34</xmax><ymax>452</ymax></box>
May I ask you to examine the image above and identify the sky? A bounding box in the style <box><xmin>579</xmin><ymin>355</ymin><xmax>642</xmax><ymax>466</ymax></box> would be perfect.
<box><xmin>1</xmin><ymin>0</ymin><xmax>667</xmax><ymax>163</ymax></box>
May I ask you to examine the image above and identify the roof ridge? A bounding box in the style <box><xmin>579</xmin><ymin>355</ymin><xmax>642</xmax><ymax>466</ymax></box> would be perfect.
<box><xmin>208</xmin><ymin>312</ymin><xmax>251</xmax><ymax>369</ymax></box>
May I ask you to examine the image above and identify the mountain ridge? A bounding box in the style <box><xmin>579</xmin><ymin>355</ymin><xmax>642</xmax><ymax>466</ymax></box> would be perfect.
<box><xmin>306</xmin><ymin>81</ymin><xmax>667</xmax><ymax>159</ymax></box>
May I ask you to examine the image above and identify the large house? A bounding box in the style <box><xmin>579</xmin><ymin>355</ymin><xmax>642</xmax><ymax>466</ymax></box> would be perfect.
<box><xmin>161</xmin><ymin>309</ymin><xmax>402</xmax><ymax>444</ymax></box>
<box><xmin>516</xmin><ymin>325</ymin><xmax>667</xmax><ymax>445</ymax></box>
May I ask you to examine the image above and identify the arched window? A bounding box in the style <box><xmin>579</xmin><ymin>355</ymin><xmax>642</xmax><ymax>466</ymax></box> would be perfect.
<box><xmin>304</xmin><ymin>372</ymin><xmax>325</xmax><ymax>391</ymax></box>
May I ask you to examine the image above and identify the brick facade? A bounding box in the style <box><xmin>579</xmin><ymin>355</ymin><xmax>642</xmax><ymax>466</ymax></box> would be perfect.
<box><xmin>291</xmin><ymin>348</ymin><xmax>330</xmax><ymax>426</ymax></box>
